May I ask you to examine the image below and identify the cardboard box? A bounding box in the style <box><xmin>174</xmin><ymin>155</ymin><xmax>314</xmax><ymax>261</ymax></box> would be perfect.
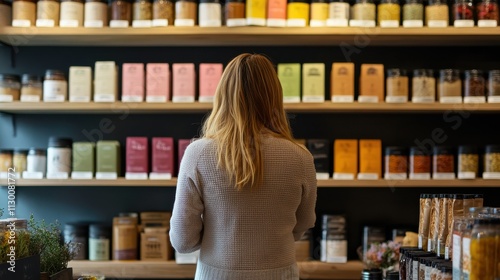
<box><xmin>122</xmin><ymin>63</ymin><xmax>145</xmax><ymax>102</ymax></box>
<box><xmin>141</xmin><ymin>212</ymin><xmax>172</xmax><ymax>222</ymax></box>
<box><xmin>331</xmin><ymin>63</ymin><xmax>355</xmax><ymax>102</ymax></box>
<box><xmin>278</xmin><ymin>63</ymin><xmax>301</xmax><ymax>103</ymax></box>
<box><xmin>333</xmin><ymin>139</ymin><xmax>358</xmax><ymax>179</ymax></box>
<box><xmin>199</xmin><ymin>63</ymin><xmax>223</xmax><ymax>103</ymax></box>
<box><xmin>141</xmin><ymin>231</ymin><xmax>173</xmax><ymax>261</ymax></box>
<box><xmin>94</xmin><ymin>61</ymin><xmax>118</xmax><ymax>102</ymax></box>
<box><xmin>358</xmin><ymin>139</ymin><xmax>382</xmax><ymax>179</ymax></box>
<box><xmin>172</xmin><ymin>63</ymin><xmax>195</xmax><ymax>103</ymax></box>
<box><xmin>69</xmin><ymin>66</ymin><xmax>92</xmax><ymax>102</ymax></box>
<box><xmin>302</xmin><ymin>63</ymin><xmax>325</xmax><ymax>102</ymax></box>
<box><xmin>113</xmin><ymin>216</ymin><xmax>138</xmax><ymax>260</ymax></box>
<box><xmin>146</xmin><ymin>63</ymin><xmax>170</xmax><ymax>102</ymax></box>
<box><xmin>306</xmin><ymin>139</ymin><xmax>330</xmax><ymax>179</ymax></box>
<box><xmin>96</xmin><ymin>141</ymin><xmax>120</xmax><ymax>174</ymax></box>
<box><xmin>72</xmin><ymin>142</ymin><xmax>95</xmax><ymax>172</ymax></box>
<box><xmin>126</xmin><ymin>137</ymin><xmax>148</xmax><ymax>174</ymax></box>
<box><xmin>359</xmin><ymin>64</ymin><xmax>384</xmax><ymax>103</ymax></box>
<box><xmin>151</xmin><ymin>137</ymin><xmax>174</xmax><ymax>179</ymax></box>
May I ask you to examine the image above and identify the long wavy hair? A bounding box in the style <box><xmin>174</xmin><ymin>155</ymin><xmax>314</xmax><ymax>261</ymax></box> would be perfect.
<box><xmin>201</xmin><ymin>53</ymin><xmax>296</xmax><ymax>190</ymax></box>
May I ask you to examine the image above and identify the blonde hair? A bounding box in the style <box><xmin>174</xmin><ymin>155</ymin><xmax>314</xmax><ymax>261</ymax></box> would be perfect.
<box><xmin>201</xmin><ymin>53</ymin><xmax>296</xmax><ymax>190</ymax></box>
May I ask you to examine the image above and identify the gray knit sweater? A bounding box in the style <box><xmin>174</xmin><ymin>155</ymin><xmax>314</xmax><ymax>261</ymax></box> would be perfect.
<box><xmin>170</xmin><ymin>136</ymin><xmax>317</xmax><ymax>280</ymax></box>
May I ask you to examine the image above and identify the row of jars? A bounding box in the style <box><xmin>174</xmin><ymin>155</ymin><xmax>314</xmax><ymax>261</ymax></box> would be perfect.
<box><xmin>399</xmin><ymin>247</ymin><xmax>453</xmax><ymax>280</ymax></box>
<box><xmin>385</xmin><ymin>145</ymin><xmax>500</xmax><ymax>180</ymax></box>
<box><xmin>2</xmin><ymin>0</ymin><xmax>498</xmax><ymax>28</ymax></box>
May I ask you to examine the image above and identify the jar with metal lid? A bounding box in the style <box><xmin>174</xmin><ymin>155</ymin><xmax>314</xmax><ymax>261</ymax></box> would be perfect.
<box><xmin>84</xmin><ymin>0</ymin><xmax>108</xmax><ymax>26</ymax></box>
<box><xmin>310</xmin><ymin>0</ymin><xmax>328</xmax><ymax>26</ymax></box>
<box><xmin>464</xmin><ymin>70</ymin><xmax>486</xmax><ymax>102</ymax></box>
<box><xmin>477</xmin><ymin>0</ymin><xmax>498</xmax><ymax>24</ymax></box>
<box><xmin>89</xmin><ymin>224</ymin><xmax>111</xmax><ymax>261</ymax></box>
<box><xmin>386</xmin><ymin>69</ymin><xmax>409</xmax><ymax>103</ymax></box>
<box><xmin>352</xmin><ymin>0</ymin><xmax>375</xmax><ymax>21</ymax></box>
<box><xmin>453</xmin><ymin>0</ymin><xmax>474</xmax><ymax>22</ymax></box>
<box><xmin>199</xmin><ymin>0</ymin><xmax>221</xmax><ymax>27</ymax></box>
<box><xmin>484</xmin><ymin>145</ymin><xmax>500</xmax><ymax>178</ymax></box>
<box><xmin>409</xmin><ymin>147</ymin><xmax>431</xmax><ymax>180</ymax></box>
<box><xmin>175</xmin><ymin>0</ymin><xmax>197</xmax><ymax>26</ymax></box>
<box><xmin>403</xmin><ymin>0</ymin><xmax>424</xmax><ymax>22</ymax></box>
<box><xmin>385</xmin><ymin>270</ymin><xmax>399</xmax><ymax>280</ymax></box>
<box><xmin>426</xmin><ymin>0</ymin><xmax>448</xmax><ymax>26</ymax></box>
<box><xmin>133</xmin><ymin>0</ymin><xmax>152</xmax><ymax>20</ymax></box>
<box><xmin>64</xmin><ymin>223</ymin><xmax>88</xmax><ymax>260</ymax></box>
<box><xmin>432</xmin><ymin>146</ymin><xmax>455</xmax><ymax>179</ymax></box>
<box><xmin>438</xmin><ymin>69</ymin><xmax>462</xmax><ymax>102</ymax></box>
<box><xmin>43</xmin><ymin>70</ymin><xmax>67</xmax><ymax>102</ymax></box>
<box><xmin>36</xmin><ymin>0</ymin><xmax>60</xmax><ymax>26</ymax></box>
<box><xmin>457</xmin><ymin>145</ymin><xmax>478</xmax><ymax>179</ymax></box>
<box><xmin>487</xmin><ymin>70</ymin><xmax>500</xmax><ymax>101</ymax></box>
<box><xmin>377</xmin><ymin>0</ymin><xmax>400</xmax><ymax>27</ymax></box>
<box><xmin>420</xmin><ymin>256</ymin><xmax>438</xmax><ymax>280</ymax></box>
<box><xmin>26</xmin><ymin>148</ymin><xmax>46</xmax><ymax>177</ymax></box>
<box><xmin>361</xmin><ymin>269</ymin><xmax>383</xmax><ymax>280</ymax></box>
<box><xmin>470</xmin><ymin>218</ymin><xmax>500</xmax><ymax>280</ymax></box>
<box><xmin>20</xmin><ymin>74</ymin><xmax>42</xmax><ymax>102</ymax></box>
<box><xmin>0</xmin><ymin>0</ymin><xmax>12</xmax><ymax>26</ymax></box>
<box><xmin>287</xmin><ymin>0</ymin><xmax>310</xmax><ymax>26</ymax></box>
<box><xmin>225</xmin><ymin>0</ymin><xmax>245</xmax><ymax>26</ymax></box>
<box><xmin>13</xmin><ymin>149</ymin><xmax>27</xmax><ymax>174</ymax></box>
<box><xmin>60</xmin><ymin>0</ymin><xmax>84</xmax><ymax>26</ymax></box>
<box><xmin>412</xmin><ymin>69</ymin><xmax>436</xmax><ymax>103</ymax></box>
<box><xmin>410</xmin><ymin>252</ymin><xmax>434</xmax><ymax>280</ymax></box>
<box><xmin>12</xmin><ymin>0</ymin><xmax>37</xmax><ymax>27</ymax></box>
<box><xmin>0</xmin><ymin>149</ymin><xmax>13</xmax><ymax>173</ymax></box>
<box><xmin>0</xmin><ymin>74</ymin><xmax>21</xmax><ymax>102</ymax></box>
<box><xmin>47</xmin><ymin>137</ymin><xmax>72</xmax><ymax>178</ymax></box>
<box><xmin>385</xmin><ymin>146</ymin><xmax>408</xmax><ymax>180</ymax></box>
<box><xmin>152</xmin><ymin>0</ymin><xmax>173</xmax><ymax>25</ymax></box>
<box><xmin>110</xmin><ymin>0</ymin><xmax>131</xmax><ymax>25</ymax></box>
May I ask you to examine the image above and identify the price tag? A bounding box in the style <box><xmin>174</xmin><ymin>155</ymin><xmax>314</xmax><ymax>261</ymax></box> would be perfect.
<box><xmin>428</xmin><ymin>20</ymin><xmax>447</xmax><ymax>27</ymax></box>
<box><xmin>0</xmin><ymin>95</ymin><xmax>13</xmax><ymax>102</ymax></box>
<box><xmin>125</xmin><ymin>172</ymin><xmax>148</xmax><ymax>180</ymax></box>
<box><xmin>302</xmin><ymin>96</ymin><xmax>324</xmax><ymax>103</ymax></box>
<box><xmin>283</xmin><ymin>96</ymin><xmax>301</xmax><ymax>103</ymax></box>
<box><xmin>146</xmin><ymin>96</ymin><xmax>167</xmax><ymax>103</ymax></box>
<box><xmin>174</xmin><ymin>19</ymin><xmax>195</xmax><ymax>27</ymax></box>
<box><xmin>386</xmin><ymin>96</ymin><xmax>408</xmax><ymax>103</ymax></box>
<box><xmin>94</xmin><ymin>94</ymin><xmax>115</xmax><ymax>102</ymax></box>
<box><xmin>326</xmin><ymin>19</ymin><xmax>348</xmax><ymax>27</ymax></box>
<box><xmin>44</xmin><ymin>95</ymin><xmax>65</xmax><ymax>102</ymax></box>
<box><xmin>246</xmin><ymin>18</ymin><xmax>266</xmax><ymax>26</ymax></box>
<box><xmin>488</xmin><ymin>96</ymin><xmax>500</xmax><ymax>103</ymax></box>
<box><xmin>132</xmin><ymin>20</ymin><xmax>152</xmax><ymax>28</ymax></box>
<box><xmin>149</xmin><ymin>172</ymin><xmax>172</xmax><ymax>180</ymax></box>
<box><xmin>152</xmin><ymin>19</ymin><xmax>168</xmax><ymax>27</ymax></box>
<box><xmin>60</xmin><ymin>20</ymin><xmax>79</xmax><ymax>27</ymax></box>
<box><xmin>440</xmin><ymin>96</ymin><xmax>462</xmax><ymax>103</ymax></box>
<box><xmin>47</xmin><ymin>172</ymin><xmax>69</xmax><ymax>179</ymax></box>
<box><xmin>432</xmin><ymin>173</ymin><xmax>455</xmax><ymax>179</ymax></box>
<box><xmin>198</xmin><ymin>96</ymin><xmax>214</xmax><ymax>103</ymax></box>
<box><xmin>36</xmin><ymin>19</ymin><xmax>55</xmax><ymax>27</ymax></box>
<box><xmin>227</xmin><ymin>18</ymin><xmax>247</xmax><ymax>27</ymax></box>
<box><xmin>0</xmin><ymin>172</ymin><xmax>8</xmax><ymax>179</ymax></box>
<box><xmin>22</xmin><ymin>171</ymin><xmax>44</xmax><ymax>179</ymax></box>
<box><xmin>84</xmin><ymin>20</ymin><xmax>104</xmax><ymax>28</ymax></box>
<box><xmin>380</xmin><ymin>20</ymin><xmax>399</xmax><ymax>28</ymax></box>
<box><xmin>12</xmin><ymin>20</ymin><xmax>31</xmax><ymax>27</ymax></box>
<box><xmin>358</xmin><ymin>96</ymin><xmax>379</xmax><ymax>103</ymax></box>
<box><xmin>403</xmin><ymin>20</ymin><xmax>423</xmax><ymax>28</ymax></box>
<box><xmin>172</xmin><ymin>96</ymin><xmax>195</xmax><ymax>103</ymax></box>
<box><xmin>458</xmin><ymin>172</ymin><xmax>476</xmax><ymax>179</ymax></box>
<box><xmin>349</xmin><ymin>20</ymin><xmax>376</xmax><ymax>27</ymax></box>
<box><xmin>286</xmin><ymin>19</ymin><xmax>307</xmax><ymax>27</ymax></box>
<box><xmin>409</xmin><ymin>173</ymin><xmax>431</xmax><ymax>180</ymax></box>
<box><xmin>333</xmin><ymin>173</ymin><xmax>355</xmax><ymax>180</ymax></box>
<box><xmin>71</xmin><ymin>172</ymin><xmax>93</xmax><ymax>179</ymax></box>
<box><xmin>412</xmin><ymin>97</ymin><xmax>435</xmax><ymax>103</ymax></box>
<box><xmin>316</xmin><ymin>173</ymin><xmax>330</xmax><ymax>180</ymax></box>
<box><xmin>357</xmin><ymin>173</ymin><xmax>379</xmax><ymax>180</ymax></box>
<box><xmin>454</xmin><ymin>20</ymin><xmax>474</xmax><ymax>27</ymax></box>
<box><xmin>310</xmin><ymin>20</ymin><xmax>326</xmax><ymax>27</ymax></box>
<box><xmin>332</xmin><ymin>95</ymin><xmax>354</xmax><ymax>103</ymax></box>
<box><xmin>464</xmin><ymin>96</ymin><xmax>486</xmax><ymax>104</ymax></box>
<box><xmin>96</xmin><ymin>172</ymin><xmax>118</xmax><ymax>180</ymax></box>
<box><xmin>478</xmin><ymin>20</ymin><xmax>497</xmax><ymax>27</ymax></box>
<box><xmin>20</xmin><ymin>95</ymin><xmax>41</xmax><ymax>102</ymax></box>
<box><xmin>200</xmin><ymin>20</ymin><xmax>221</xmax><ymax>27</ymax></box>
<box><xmin>70</xmin><ymin>96</ymin><xmax>91</xmax><ymax>102</ymax></box>
<box><xmin>122</xmin><ymin>96</ymin><xmax>143</xmax><ymax>102</ymax></box>
<box><xmin>110</xmin><ymin>20</ymin><xmax>129</xmax><ymax>28</ymax></box>
<box><xmin>483</xmin><ymin>172</ymin><xmax>500</xmax><ymax>179</ymax></box>
<box><xmin>385</xmin><ymin>173</ymin><xmax>407</xmax><ymax>180</ymax></box>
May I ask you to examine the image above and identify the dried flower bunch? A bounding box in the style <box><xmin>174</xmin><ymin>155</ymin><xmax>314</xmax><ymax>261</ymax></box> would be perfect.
<box><xmin>364</xmin><ymin>241</ymin><xmax>401</xmax><ymax>269</ymax></box>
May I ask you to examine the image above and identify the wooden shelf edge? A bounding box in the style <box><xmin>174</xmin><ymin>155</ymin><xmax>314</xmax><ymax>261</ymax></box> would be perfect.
<box><xmin>15</xmin><ymin>178</ymin><xmax>178</xmax><ymax>187</ymax></box>
<box><xmin>69</xmin><ymin>260</ymin><xmax>364</xmax><ymax>279</ymax></box>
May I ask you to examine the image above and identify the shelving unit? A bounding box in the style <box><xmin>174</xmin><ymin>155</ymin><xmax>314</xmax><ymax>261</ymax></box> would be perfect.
<box><xmin>69</xmin><ymin>260</ymin><xmax>364</xmax><ymax>280</ymax></box>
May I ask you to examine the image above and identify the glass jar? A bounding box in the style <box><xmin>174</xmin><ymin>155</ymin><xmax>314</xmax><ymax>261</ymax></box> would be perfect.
<box><xmin>287</xmin><ymin>0</ymin><xmax>310</xmax><ymax>26</ymax></box>
<box><xmin>352</xmin><ymin>0</ymin><xmax>376</xmax><ymax>21</ymax></box>
<box><xmin>470</xmin><ymin>218</ymin><xmax>499</xmax><ymax>280</ymax></box>
<box><xmin>0</xmin><ymin>0</ymin><xmax>12</xmax><ymax>26</ymax></box>
<box><xmin>12</xmin><ymin>0</ymin><xmax>37</xmax><ymax>26</ymax></box>
<box><xmin>426</xmin><ymin>0</ymin><xmax>449</xmax><ymax>26</ymax></box>
<box><xmin>464</xmin><ymin>70</ymin><xmax>485</xmax><ymax>102</ymax></box>
<box><xmin>377</xmin><ymin>0</ymin><xmax>400</xmax><ymax>26</ymax></box>
<box><xmin>386</xmin><ymin>69</ymin><xmax>409</xmax><ymax>102</ymax></box>
<box><xmin>310</xmin><ymin>0</ymin><xmax>328</xmax><ymax>26</ymax></box>
<box><xmin>89</xmin><ymin>224</ymin><xmax>111</xmax><ymax>261</ymax></box>
<box><xmin>328</xmin><ymin>0</ymin><xmax>349</xmax><ymax>24</ymax></box>
<box><xmin>26</xmin><ymin>148</ymin><xmax>46</xmax><ymax>176</ymax></box>
<box><xmin>43</xmin><ymin>70</ymin><xmax>68</xmax><ymax>102</ymax></box>
<box><xmin>13</xmin><ymin>149</ymin><xmax>27</xmax><ymax>174</ymax></box>
<box><xmin>60</xmin><ymin>0</ymin><xmax>84</xmax><ymax>26</ymax></box>
<box><xmin>477</xmin><ymin>0</ymin><xmax>498</xmax><ymax>24</ymax></box>
<box><xmin>432</xmin><ymin>146</ymin><xmax>455</xmax><ymax>179</ymax></box>
<box><xmin>199</xmin><ymin>0</ymin><xmax>221</xmax><ymax>26</ymax></box>
<box><xmin>438</xmin><ymin>69</ymin><xmax>462</xmax><ymax>102</ymax></box>
<box><xmin>361</xmin><ymin>269</ymin><xmax>383</xmax><ymax>280</ymax></box>
<box><xmin>175</xmin><ymin>0</ymin><xmax>197</xmax><ymax>26</ymax></box>
<box><xmin>452</xmin><ymin>217</ymin><xmax>466</xmax><ymax>280</ymax></box>
<box><xmin>460</xmin><ymin>219</ymin><xmax>473</xmax><ymax>280</ymax></box>
<box><xmin>385</xmin><ymin>146</ymin><xmax>408</xmax><ymax>179</ymax></box>
<box><xmin>84</xmin><ymin>0</ymin><xmax>108</xmax><ymax>26</ymax></box>
<box><xmin>484</xmin><ymin>145</ymin><xmax>500</xmax><ymax>178</ymax></box>
<box><xmin>386</xmin><ymin>271</ymin><xmax>399</xmax><ymax>280</ymax></box>
<box><xmin>36</xmin><ymin>0</ymin><xmax>60</xmax><ymax>26</ymax></box>
<box><xmin>153</xmin><ymin>0</ymin><xmax>174</xmax><ymax>25</ymax></box>
<box><xmin>412</xmin><ymin>69</ymin><xmax>436</xmax><ymax>103</ymax></box>
<box><xmin>453</xmin><ymin>0</ymin><xmax>474</xmax><ymax>21</ymax></box>
<box><xmin>64</xmin><ymin>223</ymin><xmax>88</xmax><ymax>260</ymax></box>
<box><xmin>457</xmin><ymin>145</ymin><xmax>478</xmax><ymax>179</ymax></box>
<box><xmin>133</xmin><ymin>0</ymin><xmax>152</xmax><ymax>20</ymax></box>
<box><xmin>110</xmin><ymin>0</ymin><xmax>132</xmax><ymax>24</ymax></box>
<box><xmin>410</xmin><ymin>147</ymin><xmax>431</xmax><ymax>180</ymax></box>
<box><xmin>225</xmin><ymin>0</ymin><xmax>245</xmax><ymax>26</ymax></box>
<box><xmin>438</xmin><ymin>264</ymin><xmax>453</xmax><ymax>280</ymax></box>
<box><xmin>20</xmin><ymin>74</ymin><xmax>42</xmax><ymax>102</ymax></box>
<box><xmin>410</xmin><ymin>252</ymin><xmax>435</xmax><ymax>280</ymax></box>
<box><xmin>0</xmin><ymin>149</ymin><xmax>13</xmax><ymax>173</ymax></box>
<box><xmin>487</xmin><ymin>70</ymin><xmax>500</xmax><ymax>99</ymax></box>
<box><xmin>403</xmin><ymin>0</ymin><xmax>424</xmax><ymax>21</ymax></box>
<box><xmin>46</xmin><ymin>137</ymin><xmax>72</xmax><ymax>178</ymax></box>
<box><xmin>0</xmin><ymin>74</ymin><xmax>21</xmax><ymax>102</ymax></box>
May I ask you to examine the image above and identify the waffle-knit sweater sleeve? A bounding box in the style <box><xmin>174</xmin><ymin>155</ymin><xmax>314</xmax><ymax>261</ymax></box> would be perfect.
<box><xmin>293</xmin><ymin>154</ymin><xmax>317</xmax><ymax>241</ymax></box>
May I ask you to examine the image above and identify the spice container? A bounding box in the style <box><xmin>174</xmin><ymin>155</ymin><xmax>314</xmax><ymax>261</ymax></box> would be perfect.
<box><xmin>419</xmin><ymin>194</ymin><xmax>432</xmax><ymax>250</ymax></box>
<box><xmin>487</xmin><ymin>70</ymin><xmax>500</xmax><ymax>102</ymax></box>
<box><xmin>110</xmin><ymin>0</ymin><xmax>132</xmax><ymax>27</ymax></box>
<box><xmin>310</xmin><ymin>0</ymin><xmax>328</xmax><ymax>26</ymax></box>
<box><xmin>20</xmin><ymin>74</ymin><xmax>42</xmax><ymax>102</ymax></box>
<box><xmin>113</xmin><ymin>216</ymin><xmax>138</xmax><ymax>260</ymax></box>
<box><xmin>174</xmin><ymin>0</ymin><xmax>197</xmax><ymax>26</ymax></box>
<box><xmin>246</xmin><ymin>0</ymin><xmax>266</xmax><ymax>25</ymax></box>
<box><xmin>484</xmin><ymin>145</ymin><xmax>500</xmax><ymax>178</ymax></box>
<box><xmin>385</xmin><ymin>69</ymin><xmax>409</xmax><ymax>103</ymax></box>
<box><xmin>457</xmin><ymin>145</ymin><xmax>478</xmax><ymax>179</ymax></box>
<box><xmin>477</xmin><ymin>0</ymin><xmax>498</xmax><ymax>27</ymax></box>
<box><xmin>402</xmin><ymin>0</ymin><xmax>424</xmax><ymax>27</ymax></box>
<box><xmin>0</xmin><ymin>0</ymin><xmax>12</xmax><ymax>26</ymax></box>
<box><xmin>377</xmin><ymin>0</ymin><xmax>400</xmax><ymax>27</ymax></box>
<box><xmin>0</xmin><ymin>74</ymin><xmax>21</xmax><ymax>102</ymax></box>
<box><xmin>84</xmin><ymin>0</ymin><xmax>108</xmax><ymax>27</ymax></box>
<box><xmin>453</xmin><ymin>0</ymin><xmax>474</xmax><ymax>27</ymax></box>
<box><xmin>426</xmin><ymin>0</ymin><xmax>448</xmax><ymax>27</ymax></box>
<box><xmin>438</xmin><ymin>69</ymin><xmax>462</xmax><ymax>103</ymax></box>
<box><xmin>133</xmin><ymin>0</ymin><xmax>152</xmax><ymax>26</ymax></box>
<box><xmin>13</xmin><ymin>149</ymin><xmax>27</xmax><ymax>174</ymax></box>
<box><xmin>410</xmin><ymin>147</ymin><xmax>431</xmax><ymax>180</ymax></box>
<box><xmin>470</xmin><ymin>218</ymin><xmax>499</xmax><ymax>280</ymax></box>
<box><xmin>351</xmin><ymin>0</ymin><xmax>376</xmax><ymax>27</ymax></box>
<box><xmin>12</xmin><ymin>0</ymin><xmax>36</xmax><ymax>27</ymax></box>
<box><xmin>327</xmin><ymin>0</ymin><xmax>349</xmax><ymax>26</ymax></box>
<box><xmin>0</xmin><ymin>150</ymin><xmax>13</xmax><ymax>173</ymax></box>
<box><xmin>89</xmin><ymin>224</ymin><xmax>111</xmax><ymax>261</ymax></box>
<box><xmin>25</xmin><ymin>148</ymin><xmax>46</xmax><ymax>178</ymax></box>
<box><xmin>43</xmin><ymin>70</ymin><xmax>68</xmax><ymax>102</ymax></box>
<box><xmin>287</xmin><ymin>0</ymin><xmax>310</xmax><ymax>26</ymax></box>
<box><xmin>464</xmin><ymin>70</ymin><xmax>486</xmax><ymax>103</ymax></box>
<box><xmin>59</xmin><ymin>0</ymin><xmax>84</xmax><ymax>26</ymax></box>
<box><xmin>152</xmin><ymin>0</ymin><xmax>173</xmax><ymax>26</ymax></box>
<box><xmin>199</xmin><ymin>0</ymin><xmax>221</xmax><ymax>26</ymax></box>
<box><xmin>225</xmin><ymin>0</ymin><xmax>245</xmax><ymax>26</ymax></box>
<box><xmin>412</xmin><ymin>69</ymin><xmax>436</xmax><ymax>103</ymax></box>
<box><xmin>64</xmin><ymin>223</ymin><xmax>88</xmax><ymax>260</ymax></box>
<box><xmin>432</xmin><ymin>146</ymin><xmax>455</xmax><ymax>179</ymax></box>
<box><xmin>266</xmin><ymin>0</ymin><xmax>286</xmax><ymax>26</ymax></box>
<box><xmin>47</xmin><ymin>137</ymin><xmax>72</xmax><ymax>179</ymax></box>
<box><xmin>385</xmin><ymin>146</ymin><xmax>408</xmax><ymax>180</ymax></box>
<box><xmin>36</xmin><ymin>0</ymin><xmax>60</xmax><ymax>27</ymax></box>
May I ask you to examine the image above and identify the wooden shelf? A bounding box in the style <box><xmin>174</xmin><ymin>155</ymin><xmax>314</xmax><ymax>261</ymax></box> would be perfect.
<box><xmin>1</xmin><ymin>102</ymin><xmax>499</xmax><ymax>114</ymax></box>
<box><xmin>9</xmin><ymin>178</ymin><xmax>500</xmax><ymax>187</ymax></box>
<box><xmin>69</xmin><ymin>260</ymin><xmax>364</xmax><ymax>279</ymax></box>
<box><xmin>1</xmin><ymin>26</ymin><xmax>500</xmax><ymax>46</ymax></box>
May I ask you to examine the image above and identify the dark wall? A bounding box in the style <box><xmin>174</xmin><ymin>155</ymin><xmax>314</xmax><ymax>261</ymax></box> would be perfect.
<box><xmin>1</xmin><ymin>44</ymin><xmax>500</xmax><ymax>266</ymax></box>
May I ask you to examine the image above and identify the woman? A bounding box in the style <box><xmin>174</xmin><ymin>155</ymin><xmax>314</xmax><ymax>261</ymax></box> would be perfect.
<box><xmin>170</xmin><ymin>53</ymin><xmax>317</xmax><ymax>280</ymax></box>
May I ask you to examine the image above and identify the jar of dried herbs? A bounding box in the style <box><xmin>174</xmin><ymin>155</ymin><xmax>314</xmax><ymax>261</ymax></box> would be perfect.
<box><xmin>484</xmin><ymin>145</ymin><xmax>500</xmax><ymax>178</ymax></box>
<box><xmin>458</xmin><ymin>145</ymin><xmax>478</xmax><ymax>179</ymax></box>
<box><xmin>433</xmin><ymin>146</ymin><xmax>455</xmax><ymax>179</ymax></box>
<box><xmin>438</xmin><ymin>69</ymin><xmax>462</xmax><ymax>103</ymax></box>
<box><xmin>385</xmin><ymin>146</ymin><xmax>408</xmax><ymax>180</ymax></box>
<box><xmin>464</xmin><ymin>70</ymin><xmax>486</xmax><ymax>103</ymax></box>
<box><xmin>412</xmin><ymin>69</ymin><xmax>436</xmax><ymax>103</ymax></box>
<box><xmin>410</xmin><ymin>146</ymin><xmax>431</xmax><ymax>179</ymax></box>
<box><xmin>403</xmin><ymin>0</ymin><xmax>423</xmax><ymax>25</ymax></box>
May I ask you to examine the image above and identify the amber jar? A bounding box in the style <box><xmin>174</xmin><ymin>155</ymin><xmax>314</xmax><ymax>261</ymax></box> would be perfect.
<box><xmin>36</xmin><ymin>0</ymin><xmax>60</xmax><ymax>26</ymax></box>
<box><xmin>409</xmin><ymin>146</ymin><xmax>431</xmax><ymax>179</ymax></box>
<box><xmin>110</xmin><ymin>0</ymin><xmax>132</xmax><ymax>23</ymax></box>
<box><xmin>432</xmin><ymin>146</ymin><xmax>455</xmax><ymax>179</ymax></box>
<box><xmin>12</xmin><ymin>0</ymin><xmax>37</xmax><ymax>26</ymax></box>
<box><xmin>133</xmin><ymin>0</ymin><xmax>152</xmax><ymax>20</ymax></box>
<box><xmin>153</xmin><ymin>0</ymin><xmax>173</xmax><ymax>25</ymax></box>
<box><xmin>225</xmin><ymin>0</ymin><xmax>245</xmax><ymax>25</ymax></box>
<box><xmin>175</xmin><ymin>0</ymin><xmax>197</xmax><ymax>25</ymax></box>
<box><xmin>0</xmin><ymin>0</ymin><xmax>12</xmax><ymax>26</ymax></box>
<box><xmin>385</xmin><ymin>146</ymin><xmax>408</xmax><ymax>179</ymax></box>
<box><xmin>0</xmin><ymin>149</ymin><xmax>13</xmax><ymax>173</ymax></box>
<box><xmin>0</xmin><ymin>74</ymin><xmax>21</xmax><ymax>102</ymax></box>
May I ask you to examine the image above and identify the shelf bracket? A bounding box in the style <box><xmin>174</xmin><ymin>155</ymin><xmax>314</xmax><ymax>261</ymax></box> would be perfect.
<box><xmin>0</xmin><ymin>41</ymin><xmax>17</xmax><ymax>68</ymax></box>
<box><xmin>0</xmin><ymin>113</ymin><xmax>16</xmax><ymax>137</ymax></box>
